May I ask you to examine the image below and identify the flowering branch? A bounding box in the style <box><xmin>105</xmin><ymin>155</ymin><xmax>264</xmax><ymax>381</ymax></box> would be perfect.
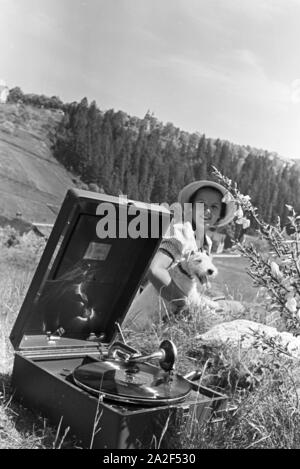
<box><xmin>212</xmin><ymin>166</ymin><xmax>300</xmax><ymax>335</ymax></box>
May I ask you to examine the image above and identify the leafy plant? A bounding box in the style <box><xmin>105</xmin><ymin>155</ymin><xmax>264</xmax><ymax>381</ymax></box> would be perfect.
<box><xmin>213</xmin><ymin>166</ymin><xmax>300</xmax><ymax>335</ymax></box>
<box><xmin>0</xmin><ymin>228</ymin><xmax>46</xmax><ymax>269</ymax></box>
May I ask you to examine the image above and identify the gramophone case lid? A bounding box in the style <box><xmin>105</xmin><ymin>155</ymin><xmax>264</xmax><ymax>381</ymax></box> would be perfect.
<box><xmin>10</xmin><ymin>189</ymin><xmax>171</xmax><ymax>350</ymax></box>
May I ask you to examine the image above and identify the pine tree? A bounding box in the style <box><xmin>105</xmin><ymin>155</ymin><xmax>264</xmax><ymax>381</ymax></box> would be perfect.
<box><xmin>194</xmin><ymin>134</ymin><xmax>207</xmax><ymax>179</ymax></box>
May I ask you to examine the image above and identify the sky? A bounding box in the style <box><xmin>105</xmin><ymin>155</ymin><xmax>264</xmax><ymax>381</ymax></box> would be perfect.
<box><xmin>1</xmin><ymin>0</ymin><xmax>300</xmax><ymax>159</ymax></box>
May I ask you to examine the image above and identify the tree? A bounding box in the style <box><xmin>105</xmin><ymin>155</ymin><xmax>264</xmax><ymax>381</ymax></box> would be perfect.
<box><xmin>8</xmin><ymin>87</ymin><xmax>24</xmax><ymax>103</ymax></box>
<box><xmin>194</xmin><ymin>134</ymin><xmax>207</xmax><ymax>179</ymax></box>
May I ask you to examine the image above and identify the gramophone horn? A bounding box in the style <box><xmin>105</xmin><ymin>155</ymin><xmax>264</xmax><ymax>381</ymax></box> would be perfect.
<box><xmin>127</xmin><ymin>339</ymin><xmax>177</xmax><ymax>371</ymax></box>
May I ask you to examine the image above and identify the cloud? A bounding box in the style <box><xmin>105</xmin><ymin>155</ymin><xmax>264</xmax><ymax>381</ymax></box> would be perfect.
<box><xmin>221</xmin><ymin>0</ymin><xmax>290</xmax><ymax>19</ymax></box>
<box><xmin>223</xmin><ymin>49</ymin><xmax>291</xmax><ymax>107</ymax></box>
<box><xmin>290</xmin><ymin>79</ymin><xmax>300</xmax><ymax>103</ymax></box>
<box><xmin>154</xmin><ymin>47</ymin><xmax>291</xmax><ymax>112</ymax></box>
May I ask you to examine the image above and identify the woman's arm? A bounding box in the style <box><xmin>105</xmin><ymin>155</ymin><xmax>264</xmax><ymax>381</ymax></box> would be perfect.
<box><xmin>148</xmin><ymin>250</ymin><xmax>186</xmax><ymax>303</ymax></box>
<box><xmin>148</xmin><ymin>222</ymin><xmax>198</xmax><ymax>303</ymax></box>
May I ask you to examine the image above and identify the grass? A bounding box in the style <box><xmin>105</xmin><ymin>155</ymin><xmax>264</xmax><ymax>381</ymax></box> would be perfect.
<box><xmin>1</xmin><ymin>244</ymin><xmax>300</xmax><ymax>449</ymax></box>
<box><xmin>180</xmin><ymin>365</ymin><xmax>300</xmax><ymax>449</ymax></box>
<box><xmin>0</xmin><ymin>262</ymin><xmax>79</xmax><ymax>448</ymax></box>
<box><xmin>212</xmin><ymin>256</ymin><xmax>259</xmax><ymax>302</ymax></box>
<box><xmin>124</xmin><ymin>321</ymin><xmax>300</xmax><ymax>449</ymax></box>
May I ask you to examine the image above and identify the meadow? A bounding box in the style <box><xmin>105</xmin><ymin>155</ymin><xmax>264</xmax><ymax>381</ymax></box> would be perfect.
<box><xmin>1</xmin><ymin>234</ymin><xmax>300</xmax><ymax>449</ymax></box>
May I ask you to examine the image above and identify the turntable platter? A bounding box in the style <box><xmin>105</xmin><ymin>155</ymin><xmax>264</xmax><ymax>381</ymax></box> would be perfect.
<box><xmin>72</xmin><ymin>360</ymin><xmax>192</xmax><ymax>405</ymax></box>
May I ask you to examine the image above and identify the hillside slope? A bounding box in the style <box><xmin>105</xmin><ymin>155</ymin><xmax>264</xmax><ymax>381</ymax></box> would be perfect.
<box><xmin>0</xmin><ymin>103</ymin><xmax>75</xmax><ymax>224</ymax></box>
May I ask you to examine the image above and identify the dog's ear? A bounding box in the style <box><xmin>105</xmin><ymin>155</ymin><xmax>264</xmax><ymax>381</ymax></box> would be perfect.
<box><xmin>202</xmin><ymin>248</ymin><xmax>213</xmax><ymax>260</ymax></box>
<box><xmin>180</xmin><ymin>249</ymin><xmax>195</xmax><ymax>262</ymax></box>
<box><xmin>186</xmin><ymin>249</ymin><xmax>197</xmax><ymax>261</ymax></box>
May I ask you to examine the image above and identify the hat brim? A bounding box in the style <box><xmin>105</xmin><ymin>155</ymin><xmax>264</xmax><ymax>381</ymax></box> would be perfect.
<box><xmin>178</xmin><ymin>180</ymin><xmax>237</xmax><ymax>228</ymax></box>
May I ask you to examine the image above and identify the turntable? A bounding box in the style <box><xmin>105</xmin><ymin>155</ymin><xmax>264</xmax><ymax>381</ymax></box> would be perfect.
<box><xmin>72</xmin><ymin>339</ymin><xmax>191</xmax><ymax>407</ymax></box>
<box><xmin>10</xmin><ymin>189</ymin><xmax>228</xmax><ymax>449</ymax></box>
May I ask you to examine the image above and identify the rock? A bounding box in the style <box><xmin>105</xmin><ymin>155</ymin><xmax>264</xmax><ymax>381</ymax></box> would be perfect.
<box><xmin>196</xmin><ymin>319</ymin><xmax>300</xmax><ymax>358</ymax></box>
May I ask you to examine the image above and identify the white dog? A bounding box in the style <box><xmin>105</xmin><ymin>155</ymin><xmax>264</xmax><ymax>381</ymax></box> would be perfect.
<box><xmin>124</xmin><ymin>250</ymin><xmax>219</xmax><ymax>331</ymax></box>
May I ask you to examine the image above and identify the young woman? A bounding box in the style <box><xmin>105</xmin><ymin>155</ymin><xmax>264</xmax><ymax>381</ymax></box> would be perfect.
<box><xmin>147</xmin><ymin>180</ymin><xmax>237</xmax><ymax>303</ymax></box>
<box><xmin>124</xmin><ymin>179</ymin><xmax>238</xmax><ymax>331</ymax></box>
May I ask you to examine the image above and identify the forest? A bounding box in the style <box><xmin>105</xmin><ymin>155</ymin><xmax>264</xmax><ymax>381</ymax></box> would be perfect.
<box><xmin>8</xmin><ymin>88</ymin><xmax>300</xmax><ymax>235</ymax></box>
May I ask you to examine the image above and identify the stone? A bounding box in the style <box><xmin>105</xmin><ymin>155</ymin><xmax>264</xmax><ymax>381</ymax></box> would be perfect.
<box><xmin>196</xmin><ymin>319</ymin><xmax>300</xmax><ymax>358</ymax></box>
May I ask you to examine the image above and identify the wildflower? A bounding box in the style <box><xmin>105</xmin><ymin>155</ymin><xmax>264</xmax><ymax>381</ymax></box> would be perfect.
<box><xmin>241</xmin><ymin>218</ymin><xmax>251</xmax><ymax>229</ymax></box>
<box><xmin>285</xmin><ymin>297</ymin><xmax>297</xmax><ymax>313</ymax></box>
<box><xmin>235</xmin><ymin>206</ymin><xmax>244</xmax><ymax>219</ymax></box>
<box><xmin>236</xmin><ymin>217</ymin><xmax>250</xmax><ymax>229</ymax></box>
<box><xmin>222</xmin><ymin>192</ymin><xmax>234</xmax><ymax>204</ymax></box>
<box><xmin>240</xmin><ymin>195</ymin><xmax>251</xmax><ymax>203</ymax></box>
<box><xmin>270</xmin><ymin>261</ymin><xmax>282</xmax><ymax>279</ymax></box>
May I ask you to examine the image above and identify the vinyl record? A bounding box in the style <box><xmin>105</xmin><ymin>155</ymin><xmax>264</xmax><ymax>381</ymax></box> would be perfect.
<box><xmin>73</xmin><ymin>359</ymin><xmax>191</xmax><ymax>405</ymax></box>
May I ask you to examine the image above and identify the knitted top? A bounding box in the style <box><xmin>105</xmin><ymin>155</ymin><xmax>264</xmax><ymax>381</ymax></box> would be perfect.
<box><xmin>159</xmin><ymin>230</ymin><xmax>212</xmax><ymax>263</ymax></box>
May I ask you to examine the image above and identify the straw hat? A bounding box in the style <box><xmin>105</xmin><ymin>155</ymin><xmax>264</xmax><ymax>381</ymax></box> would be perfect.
<box><xmin>178</xmin><ymin>180</ymin><xmax>237</xmax><ymax>227</ymax></box>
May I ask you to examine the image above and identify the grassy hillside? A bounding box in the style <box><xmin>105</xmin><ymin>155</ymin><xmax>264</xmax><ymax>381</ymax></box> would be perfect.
<box><xmin>0</xmin><ymin>103</ymin><xmax>75</xmax><ymax>224</ymax></box>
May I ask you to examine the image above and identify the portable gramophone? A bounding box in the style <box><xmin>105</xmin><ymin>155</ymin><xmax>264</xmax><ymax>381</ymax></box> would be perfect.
<box><xmin>10</xmin><ymin>189</ymin><xmax>227</xmax><ymax>449</ymax></box>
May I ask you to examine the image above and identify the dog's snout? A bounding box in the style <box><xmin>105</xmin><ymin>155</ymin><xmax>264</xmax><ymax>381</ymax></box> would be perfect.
<box><xmin>207</xmin><ymin>269</ymin><xmax>214</xmax><ymax>276</ymax></box>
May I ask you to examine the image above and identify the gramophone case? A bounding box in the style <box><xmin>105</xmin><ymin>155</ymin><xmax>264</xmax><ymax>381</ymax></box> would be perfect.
<box><xmin>10</xmin><ymin>189</ymin><xmax>228</xmax><ymax>449</ymax></box>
